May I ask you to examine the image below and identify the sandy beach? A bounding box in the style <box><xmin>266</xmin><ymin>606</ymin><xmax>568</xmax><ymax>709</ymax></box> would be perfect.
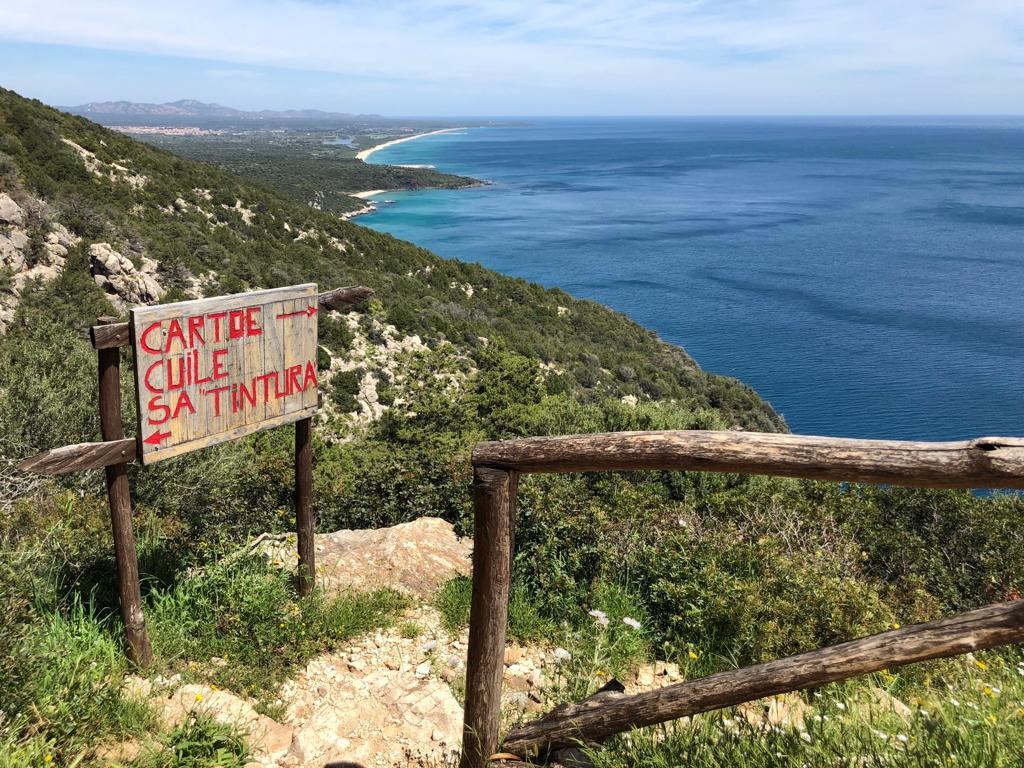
<box><xmin>355</xmin><ymin>127</ymin><xmax>465</xmax><ymax>162</ymax></box>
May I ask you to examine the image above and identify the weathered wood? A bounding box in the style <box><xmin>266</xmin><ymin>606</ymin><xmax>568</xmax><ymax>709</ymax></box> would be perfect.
<box><xmin>473</xmin><ymin>431</ymin><xmax>1024</xmax><ymax>488</ymax></box>
<box><xmin>91</xmin><ymin>320</ymin><xmax>131</xmax><ymax>349</ymax></box>
<box><xmin>97</xmin><ymin>320</ymin><xmax>153</xmax><ymax>668</ymax></box>
<box><xmin>295</xmin><ymin>416</ymin><xmax>315</xmax><ymax>596</ymax></box>
<box><xmin>130</xmin><ymin>284</ymin><xmax>319</xmax><ymax>465</ymax></box>
<box><xmin>90</xmin><ymin>285</ymin><xmax>374</xmax><ymax>351</ymax></box>
<box><xmin>317</xmin><ymin>284</ymin><xmax>374</xmax><ymax>311</ymax></box>
<box><xmin>460</xmin><ymin>467</ymin><xmax>517</xmax><ymax>768</ymax></box>
<box><xmin>502</xmin><ymin>599</ymin><xmax>1024</xmax><ymax>757</ymax></box>
<box><xmin>18</xmin><ymin>438</ymin><xmax>137</xmax><ymax>475</ymax></box>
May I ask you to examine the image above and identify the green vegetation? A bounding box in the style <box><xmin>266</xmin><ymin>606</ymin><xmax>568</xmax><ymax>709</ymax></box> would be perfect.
<box><xmin>0</xmin><ymin>87</ymin><xmax>1022</xmax><ymax>766</ymax></box>
<box><xmin>137</xmin><ymin>129</ymin><xmax>481</xmax><ymax>215</ymax></box>
<box><xmin>136</xmin><ymin>713</ymin><xmax>249</xmax><ymax>768</ymax></box>
<box><xmin>148</xmin><ymin>557</ymin><xmax>408</xmax><ymax>697</ymax></box>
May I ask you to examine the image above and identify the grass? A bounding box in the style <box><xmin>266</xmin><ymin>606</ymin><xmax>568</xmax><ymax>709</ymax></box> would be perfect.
<box><xmin>434</xmin><ymin>576</ymin><xmax>553</xmax><ymax>644</ymax></box>
<box><xmin>147</xmin><ymin>555</ymin><xmax>409</xmax><ymax>697</ymax></box>
<box><xmin>589</xmin><ymin>659</ymin><xmax>1024</xmax><ymax>767</ymax></box>
<box><xmin>0</xmin><ymin>600</ymin><xmax>154</xmax><ymax>766</ymax></box>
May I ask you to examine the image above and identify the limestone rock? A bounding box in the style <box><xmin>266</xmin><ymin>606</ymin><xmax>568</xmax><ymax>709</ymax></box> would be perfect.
<box><xmin>89</xmin><ymin>242</ymin><xmax>163</xmax><ymax>310</ymax></box>
<box><xmin>736</xmin><ymin>692</ymin><xmax>810</xmax><ymax>730</ymax></box>
<box><xmin>260</xmin><ymin>517</ymin><xmax>472</xmax><ymax>599</ymax></box>
<box><xmin>93</xmin><ymin>739</ymin><xmax>142</xmax><ymax>765</ymax></box>
<box><xmin>858</xmin><ymin>686</ymin><xmax>913</xmax><ymax>719</ymax></box>
<box><xmin>280</xmin><ymin>651</ymin><xmax>462</xmax><ymax>768</ymax></box>
<box><xmin>0</xmin><ymin>193</ymin><xmax>24</xmax><ymax>225</ymax></box>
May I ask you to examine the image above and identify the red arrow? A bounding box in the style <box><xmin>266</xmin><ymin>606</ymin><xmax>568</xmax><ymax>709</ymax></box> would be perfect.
<box><xmin>276</xmin><ymin>305</ymin><xmax>317</xmax><ymax>320</ymax></box>
<box><xmin>144</xmin><ymin>430</ymin><xmax>171</xmax><ymax>446</ymax></box>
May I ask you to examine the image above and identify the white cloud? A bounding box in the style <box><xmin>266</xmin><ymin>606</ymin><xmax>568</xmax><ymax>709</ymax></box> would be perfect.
<box><xmin>2</xmin><ymin>0</ymin><xmax>1022</xmax><ymax>113</ymax></box>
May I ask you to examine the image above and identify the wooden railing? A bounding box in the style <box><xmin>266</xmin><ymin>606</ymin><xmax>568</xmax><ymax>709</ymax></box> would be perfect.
<box><xmin>460</xmin><ymin>430</ymin><xmax>1024</xmax><ymax>767</ymax></box>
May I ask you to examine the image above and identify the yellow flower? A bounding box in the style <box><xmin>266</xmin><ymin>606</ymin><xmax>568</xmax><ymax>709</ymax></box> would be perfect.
<box><xmin>982</xmin><ymin>686</ymin><xmax>995</xmax><ymax>698</ymax></box>
<box><xmin>891</xmin><ymin>623</ymin><xmax>900</xmax><ymax>630</ymax></box>
<box><xmin>986</xmin><ymin>714</ymin><xmax>997</xmax><ymax>725</ymax></box>
<box><xmin>44</xmin><ymin>755</ymin><xmax>53</xmax><ymax>764</ymax></box>
<box><xmin>688</xmin><ymin>650</ymin><xmax>698</xmax><ymax>660</ymax></box>
<box><xmin>195</xmin><ymin>693</ymin><xmax>203</xmax><ymax>703</ymax></box>
<box><xmin>974</xmin><ymin>659</ymin><xmax>988</xmax><ymax>671</ymax></box>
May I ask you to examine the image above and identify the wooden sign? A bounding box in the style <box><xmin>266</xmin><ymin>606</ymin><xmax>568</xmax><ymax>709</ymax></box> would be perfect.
<box><xmin>131</xmin><ymin>284</ymin><xmax>319</xmax><ymax>464</ymax></box>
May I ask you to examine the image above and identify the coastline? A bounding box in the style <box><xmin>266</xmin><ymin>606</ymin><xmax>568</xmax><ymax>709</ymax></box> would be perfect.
<box><xmin>344</xmin><ymin>127</ymin><xmax>473</xmax><ymax>219</ymax></box>
<box><xmin>354</xmin><ymin>127</ymin><xmax>466</xmax><ymax>162</ymax></box>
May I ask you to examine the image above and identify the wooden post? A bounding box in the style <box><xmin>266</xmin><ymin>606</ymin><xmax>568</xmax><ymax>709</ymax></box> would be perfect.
<box><xmin>295</xmin><ymin>416</ymin><xmax>315</xmax><ymax>596</ymax></box>
<box><xmin>461</xmin><ymin>467</ymin><xmax>517</xmax><ymax>768</ymax></box>
<box><xmin>96</xmin><ymin>318</ymin><xmax>153</xmax><ymax>668</ymax></box>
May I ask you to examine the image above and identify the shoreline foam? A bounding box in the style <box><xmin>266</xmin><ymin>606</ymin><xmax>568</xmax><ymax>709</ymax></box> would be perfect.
<box><xmin>355</xmin><ymin>127</ymin><xmax>465</xmax><ymax>162</ymax></box>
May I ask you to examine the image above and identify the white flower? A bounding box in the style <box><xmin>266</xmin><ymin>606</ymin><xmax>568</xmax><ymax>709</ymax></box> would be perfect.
<box><xmin>552</xmin><ymin>647</ymin><xmax>572</xmax><ymax>664</ymax></box>
<box><xmin>949</xmin><ymin>697</ymin><xmax>960</xmax><ymax>707</ymax></box>
<box><xmin>588</xmin><ymin>609</ymin><xmax>609</xmax><ymax>628</ymax></box>
<box><xmin>872</xmin><ymin>729</ymin><xmax>889</xmax><ymax>742</ymax></box>
<box><xmin>835</xmin><ymin>702</ymin><xmax>847</xmax><ymax>711</ymax></box>
<box><xmin>896</xmin><ymin>734</ymin><xmax>909</xmax><ymax>743</ymax></box>
<box><xmin>623</xmin><ymin>616</ymin><xmax>641</xmax><ymax>630</ymax></box>
<box><xmin>799</xmin><ymin>731</ymin><xmax>812</xmax><ymax>743</ymax></box>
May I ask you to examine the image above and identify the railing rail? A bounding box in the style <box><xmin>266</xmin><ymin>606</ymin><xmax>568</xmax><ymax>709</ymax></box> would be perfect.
<box><xmin>459</xmin><ymin>430</ymin><xmax>1024</xmax><ymax>767</ymax></box>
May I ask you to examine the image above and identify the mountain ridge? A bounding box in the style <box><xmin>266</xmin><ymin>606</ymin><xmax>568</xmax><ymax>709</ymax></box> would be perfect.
<box><xmin>65</xmin><ymin>98</ymin><xmax>379</xmax><ymax>120</ymax></box>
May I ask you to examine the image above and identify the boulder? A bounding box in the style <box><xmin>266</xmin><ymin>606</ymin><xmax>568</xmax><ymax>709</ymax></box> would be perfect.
<box><xmin>89</xmin><ymin>242</ymin><xmax>163</xmax><ymax>310</ymax></box>
<box><xmin>0</xmin><ymin>193</ymin><xmax>23</xmax><ymax>225</ymax></box>
<box><xmin>260</xmin><ymin>517</ymin><xmax>472</xmax><ymax>599</ymax></box>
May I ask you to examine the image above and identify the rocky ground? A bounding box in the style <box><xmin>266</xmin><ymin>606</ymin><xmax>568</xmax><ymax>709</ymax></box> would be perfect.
<box><xmin>94</xmin><ymin>518</ymin><xmax>911</xmax><ymax>767</ymax></box>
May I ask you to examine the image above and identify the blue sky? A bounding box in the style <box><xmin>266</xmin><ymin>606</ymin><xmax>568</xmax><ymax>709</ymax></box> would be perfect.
<box><xmin>1</xmin><ymin>0</ymin><xmax>1023</xmax><ymax>116</ymax></box>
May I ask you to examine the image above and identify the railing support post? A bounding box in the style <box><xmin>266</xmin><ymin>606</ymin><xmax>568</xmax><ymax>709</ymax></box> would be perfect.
<box><xmin>461</xmin><ymin>466</ymin><xmax>517</xmax><ymax>768</ymax></box>
<box><xmin>295</xmin><ymin>416</ymin><xmax>315</xmax><ymax>596</ymax></box>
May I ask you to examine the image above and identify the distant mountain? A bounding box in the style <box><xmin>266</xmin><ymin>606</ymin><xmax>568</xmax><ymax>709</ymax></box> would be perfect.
<box><xmin>65</xmin><ymin>98</ymin><xmax>375</xmax><ymax>120</ymax></box>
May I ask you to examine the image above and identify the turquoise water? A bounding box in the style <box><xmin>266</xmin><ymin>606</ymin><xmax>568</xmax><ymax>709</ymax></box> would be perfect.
<box><xmin>360</xmin><ymin>119</ymin><xmax>1024</xmax><ymax>441</ymax></box>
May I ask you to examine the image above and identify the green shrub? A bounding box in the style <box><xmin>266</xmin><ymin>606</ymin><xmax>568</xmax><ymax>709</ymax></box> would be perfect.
<box><xmin>137</xmin><ymin>712</ymin><xmax>249</xmax><ymax>768</ymax></box>
<box><xmin>329</xmin><ymin>369</ymin><xmax>361</xmax><ymax>412</ymax></box>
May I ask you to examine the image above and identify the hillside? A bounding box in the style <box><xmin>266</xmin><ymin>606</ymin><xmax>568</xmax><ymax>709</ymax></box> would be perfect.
<box><xmin>0</xmin><ymin>87</ymin><xmax>781</xmax><ymax>432</ymax></box>
<box><xmin>2</xmin><ymin>86</ymin><xmax>1023</xmax><ymax>768</ymax></box>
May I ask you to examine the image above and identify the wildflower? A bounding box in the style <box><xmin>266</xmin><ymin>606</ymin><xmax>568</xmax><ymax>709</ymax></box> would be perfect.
<box><xmin>799</xmin><ymin>731</ymin><xmax>812</xmax><ymax>743</ymax></box>
<box><xmin>896</xmin><ymin>734</ymin><xmax>909</xmax><ymax>743</ymax></box>
<box><xmin>622</xmin><ymin>616</ymin><xmax>641</xmax><ymax>630</ymax></box>
<box><xmin>949</xmin><ymin>698</ymin><xmax>960</xmax><ymax>708</ymax></box>
<box><xmin>891</xmin><ymin>623</ymin><xmax>900</xmax><ymax>630</ymax></box>
<box><xmin>835</xmin><ymin>701</ymin><xmax>847</xmax><ymax>711</ymax></box>
<box><xmin>44</xmin><ymin>755</ymin><xmax>52</xmax><ymax>764</ymax></box>
<box><xmin>982</xmin><ymin>686</ymin><xmax>997</xmax><ymax>698</ymax></box>
<box><xmin>588</xmin><ymin>609</ymin><xmax>609</xmax><ymax>628</ymax></box>
<box><xmin>871</xmin><ymin>729</ymin><xmax>889</xmax><ymax>742</ymax></box>
<box><xmin>688</xmin><ymin>649</ymin><xmax>699</xmax><ymax>660</ymax></box>
<box><xmin>195</xmin><ymin>693</ymin><xmax>203</xmax><ymax>703</ymax></box>
<box><xmin>974</xmin><ymin>659</ymin><xmax>988</xmax><ymax>671</ymax></box>
<box><xmin>552</xmin><ymin>647</ymin><xmax>572</xmax><ymax>664</ymax></box>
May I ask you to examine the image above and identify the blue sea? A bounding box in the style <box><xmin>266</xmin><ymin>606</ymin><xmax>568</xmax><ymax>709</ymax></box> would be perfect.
<box><xmin>360</xmin><ymin>118</ymin><xmax>1024</xmax><ymax>441</ymax></box>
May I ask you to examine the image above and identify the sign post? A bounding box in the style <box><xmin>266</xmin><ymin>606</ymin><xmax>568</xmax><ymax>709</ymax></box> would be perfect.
<box><xmin>18</xmin><ymin>283</ymin><xmax>375</xmax><ymax>665</ymax></box>
<box><xmin>97</xmin><ymin>316</ymin><xmax>153</xmax><ymax>667</ymax></box>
